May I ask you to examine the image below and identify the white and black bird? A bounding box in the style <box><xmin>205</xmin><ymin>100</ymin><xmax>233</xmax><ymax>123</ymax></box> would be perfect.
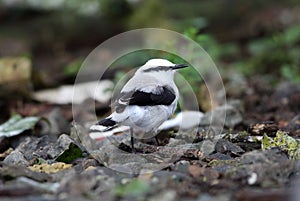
<box><xmin>97</xmin><ymin>58</ymin><xmax>188</xmax><ymax>152</ymax></box>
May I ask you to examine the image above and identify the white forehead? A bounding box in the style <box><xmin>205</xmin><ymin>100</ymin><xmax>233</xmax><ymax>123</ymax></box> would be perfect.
<box><xmin>144</xmin><ymin>59</ymin><xmax>174</xmax><ymax>67</ymax></box>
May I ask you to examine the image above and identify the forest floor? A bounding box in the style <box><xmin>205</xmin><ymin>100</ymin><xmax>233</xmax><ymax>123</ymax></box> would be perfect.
<box><xmin>0</xmin><ymin>76</ymin><xmax>299</xmax><ymax>201</ymax></box>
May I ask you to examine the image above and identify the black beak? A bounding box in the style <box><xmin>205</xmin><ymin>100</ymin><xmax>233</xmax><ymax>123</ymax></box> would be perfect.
<box><xmin>172</xmin><ymin>64</ymin><xmax>188</xmax><ymax>70</ymax></box>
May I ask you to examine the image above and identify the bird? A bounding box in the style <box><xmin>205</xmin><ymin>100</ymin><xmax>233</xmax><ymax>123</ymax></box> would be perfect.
<box><xmin>97</xmin><ymin>58</ymin><xmax>188</xmax><ymax>153</ymax></box>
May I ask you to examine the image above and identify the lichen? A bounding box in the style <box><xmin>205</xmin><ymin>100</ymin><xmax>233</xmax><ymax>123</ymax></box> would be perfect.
<box><xmin>261</xmin><ymin>131</ymin><xmax>300</xmax><ymax>160</ymax></box>
<box><xmin>29</xmin><ymin>162</ymin><xmax>72</xmax><ymax>173</ymax></box>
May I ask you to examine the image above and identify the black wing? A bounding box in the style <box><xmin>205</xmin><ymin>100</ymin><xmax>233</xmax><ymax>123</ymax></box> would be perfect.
<box><xmin>114</xmin><ymin>86</ymin><xmax>176</xmax><ymax>113</ymax></box>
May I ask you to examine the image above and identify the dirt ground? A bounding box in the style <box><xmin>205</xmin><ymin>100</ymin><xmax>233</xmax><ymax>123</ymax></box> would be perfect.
<box><xmin>0</xmin><ymin>76</ymin><xmax>299</xmax><ymax>201</ymax></box>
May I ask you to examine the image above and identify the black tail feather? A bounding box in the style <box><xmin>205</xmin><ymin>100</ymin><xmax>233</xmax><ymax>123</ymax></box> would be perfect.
<box><xmin>97</xmin><ymin>118</ymin><xmax>116</xmax><ymax>127</ymax></box>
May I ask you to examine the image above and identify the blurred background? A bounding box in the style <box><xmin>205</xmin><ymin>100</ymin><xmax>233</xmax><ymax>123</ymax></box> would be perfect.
<box><xmin>1</xmin><ymin>2</ymin><xmax>300</xmax><ymax>200</ymax></box>
<box><xmin>0</xmin><ymin>0</ymin><xmax>299</xmax><ymax>124</ymax></box>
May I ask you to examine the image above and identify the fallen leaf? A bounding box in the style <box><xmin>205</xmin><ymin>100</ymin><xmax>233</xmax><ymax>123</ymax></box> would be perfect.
<box><xmin>56</xmin><ymin>143</ymin><xmax>84</xmax><ymax>163</ymax></box>
<box><xmin>0</xmin><ymin>114</ymin><xmax>40</xmax><ymax>137</ymax></box>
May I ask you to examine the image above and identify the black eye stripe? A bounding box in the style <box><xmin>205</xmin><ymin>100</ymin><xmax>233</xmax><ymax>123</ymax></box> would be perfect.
<box><xmin>143</xmin><ymin>66</ymin><xmax>172</xmax><ymax>72</ymax></box>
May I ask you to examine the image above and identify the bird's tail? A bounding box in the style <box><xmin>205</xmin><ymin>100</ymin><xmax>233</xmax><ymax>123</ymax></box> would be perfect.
<box><xmin>92</xmin><ymin>110</ymin><xmax>129</xmax><ymax>132</ymax></box>
<box><xmin>97</xmin><ymin>117</ymin><xmax>116</xmax><ymax>127</ymax></box>
<box><xmin>89</xmin><ymin>117</ymin><xmax>117</xmax><ymax>133</ymax></box>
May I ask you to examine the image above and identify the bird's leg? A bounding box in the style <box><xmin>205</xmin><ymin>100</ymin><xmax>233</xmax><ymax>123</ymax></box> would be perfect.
<box><xmin>130</xmin><ymin>128</ymin><xmax>136</xmax><ymax>153</ymax></box>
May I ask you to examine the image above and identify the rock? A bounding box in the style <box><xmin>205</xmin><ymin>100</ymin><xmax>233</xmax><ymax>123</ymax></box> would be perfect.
<box><xmin>91</xmin><ymin>144</ymin><xmax>125</xmax><ymax>165</ymax></box>
<box><xmin>226</xmin><ymin>149</ymin><xmax>295</xmax><ymax>187</ymax></box>
<box><xmin>59</xmin><ymin>167</ymin><xmax>115</xmax><ymax>200</ymax></box>
<box><xmin>40</xmin><ymin>108</ymin><xmax>69</xmax><ymax>137</ymax></box>
<box><xmin>188</xmin><ymin>165</ymin><xmax>220</xmax><ymax>185</ymax></box>
<box><xmin>166</xmin><ymin>138</ymin><xmax>186</xmax><ymax>147</ymax></box>
<box><xmin>71</xmin><ymin>122</ymin><xmax>100</xmax><ymax>152</ymax></box>
<box><xmin>215</xmin><ymin>139</ymin><xmax>245</xmax><ymax>156</ymax></box>
<box><xmin>93</xmin><ymin>143</ymin><xmax>174</xmax><ymax>174</ymax></box>
<box><xmin>290</xmin><ymin>175</ymin><xmax>300</xmax><ymax>201</ymax></box>
<box><xmin>171</xmin><ymin>160</ymin><xmax>190</xmax><ymax>173</ymax></box>
<box><xmin>16</xmin><ymin>136</ymin><xmax>50</xmax><ymax>162</ymax></box>
<box><xmin>287</xmin><ymin>115</ymin><xmax>300</xmax><ymax>137</ymax></box>
<box><xmin>271</xmin><ymin>82</ymin><xmax>300</xmax><ymax>111</ymax></box>
<box><xmin>240</xmin><ymin>149</ymin><xmax>288</xmax><ymax>165</ymax></box>
<box><xmin>16</xmin><ymin>177</ymin><xmax>60</xmax><ymax>194</ymax></box>
<box><xmin>48</xmin><ymin>134</ymin><xmax>86</xmax><ymax>162</ymax></box>
<box><xmin>0</xmin><ymin>165</ymin><xmax>50</xmax><ymax>182</ymax></box>
<box><xmin>15</xmin><ymin>134</ymin><xmax>86</xmax><ymax>164</ymax></box>
<box><xmin>208</xmin><ymin>158</ymin><xmax>238</xmax><ymax>174</ymax></box>
<box><xmin>0</xmin><ymin>182</ymin><xmax>40</xmax><ymax>197</ymax></box>
<box><xmin>108</xmin><ymin>153</ymin><xmax>148</xmax><ymax>165</ymax></box>
<box><xmin>235</xmin><ymin>188</ymin><xmax>287</xmax><ymax>201</ymax></box>
<box><xmin>148</xmin><ymin>190</ymin><xmax>177</xmax><ymax>201</ymax></box>
<box><xmin>206</xmin><ymin>152</ymin><xmax>233</xmax><ymax>161</ymax></box>
<box><xmin>197</xmin><ymin>140</ymin><xmax>215</xmax><ymax>156</ymax></box>
<box><xmin>3</xmin><ymin>150</ymin><xmax>29</xmax><ymax>167</ymax></box>
<box><xmin>197</xmin><ymin>193</ymin><xmax>231</xmax><ymax>201</ymax></box>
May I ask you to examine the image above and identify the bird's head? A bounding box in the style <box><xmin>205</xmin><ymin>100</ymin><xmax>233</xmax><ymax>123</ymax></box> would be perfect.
<box><xmin>136</xmin><ymin>59</ymin><xmax>188</xmax><ymax>80</ymax></box>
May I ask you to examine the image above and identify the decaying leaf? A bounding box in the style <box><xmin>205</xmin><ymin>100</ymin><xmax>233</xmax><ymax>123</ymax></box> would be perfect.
<box><xmin>0</xmin><ymin>114</ymin><xmax>40</xmax><ymax>137</ymax></box>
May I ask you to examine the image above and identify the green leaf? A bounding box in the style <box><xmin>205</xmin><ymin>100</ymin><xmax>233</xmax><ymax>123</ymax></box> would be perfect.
<box><xmin>55</xmin><ymin>143</ymin><xmax>84</xmax><ymax>163</ymax></box>
<box><xmin>0</xmin><ymin>114</ymin><xmax>40</xmax><ymax>137</ymax></box>
<box><xmin>284</xmin><ymin>24</ymin><xmax>300</xmax><ymax>45</ymax></box>
<box><xmin>64</xmin><ymin>58</ymin><xmax>83</xmax><ymax>77</ymax></box>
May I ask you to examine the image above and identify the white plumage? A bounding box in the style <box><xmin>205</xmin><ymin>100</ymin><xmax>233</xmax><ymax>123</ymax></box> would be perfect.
<box><xmin>97</xmin><ymin>58</ymin><xmax>188</xmax><ymax>151</ymax></box>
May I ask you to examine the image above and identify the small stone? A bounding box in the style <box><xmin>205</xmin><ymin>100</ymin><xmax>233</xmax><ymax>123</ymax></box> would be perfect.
<box><xmin>0</xmin><ymin>165</ymin><xmax>50</xmax><ymax>182</ymax></box>
<box><xmin>166</xmin><ymin>138</ymin><xmax>186</xmax><ymax>147</ymax></box>
<box><xmin>226</xmin><ymin>149</ymin><xmax>295</xmax><ymax>187</ymax></box>
<box><xmin>288</xmin><ymin>115</ymin><xmax>300</xmax><ymax>137</ymax></box>
<box><xmin>197</xmin><ymin>140</ymin><xmax>215</xmax><ymax>156</ymax></box>
<box><xmin>3</xmin><ymin>150</ymin><xmax>29</xmax><ymax>167</ymax></box>
<box><xmin>215</xmin><ymin>139</ymin><xmax>245</xmax><ymax>155</ymax></box>
<box><xmin>206</xmin><ymin>153</ymin><xmax>232</xmax><ymax>161</ymax></box>
<box><xmin>148</xmin><ymin>190</ymin><xmax>177</xmax><ymax>201</ymax></box>
<box><xmin>247</xmin><ymin>172</ymin><xmax>258</xmax><ymax>185</ymax></box>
